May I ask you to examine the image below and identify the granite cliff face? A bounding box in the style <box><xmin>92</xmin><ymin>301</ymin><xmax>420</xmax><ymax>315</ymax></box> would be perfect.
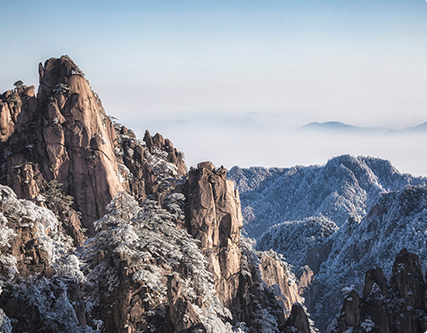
<box><xmin>0</xmin><ymin>56</ymin><xmax>307</xmax><ymax>333</ymax></box>
<box><xmin>1</xmin><ymin>56</ymin><xmax>123</xmax><ymax>234</ymax></box>
<box><xmin>187</xmin><ymin>162</ymin><xmax>243</xmax><ymax>308</ymax></box>
<box><xmin>0</xmin><ymin>56</ymin><xmax>187</xmax><ymax>239</ymax></box>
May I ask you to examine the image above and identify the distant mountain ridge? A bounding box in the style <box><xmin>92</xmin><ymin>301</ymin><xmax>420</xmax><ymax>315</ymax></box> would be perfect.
<box><xmin>299</xmin><ymin>121</ymin><xmax>427</xmax><ymax>134</ymax></box>
<box><xmin>228</xmin><ymin>155</ymin><xmax>427</xmax><ymax>239</ymax></box>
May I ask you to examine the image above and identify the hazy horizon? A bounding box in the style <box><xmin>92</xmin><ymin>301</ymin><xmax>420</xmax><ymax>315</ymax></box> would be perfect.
<box><xmin>122</xmin><ymin>113</ymin><xmax>427</xmax><ymax>176</ymax></box>
<box><xmin>1</xmin><ymin>1</ymin><xmax>427</xmax><ymax>176</ymax></box>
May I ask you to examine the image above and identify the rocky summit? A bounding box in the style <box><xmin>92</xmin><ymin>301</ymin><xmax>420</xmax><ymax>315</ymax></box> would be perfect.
<box><xmin>0</xmin><ymin>56</ymin><xmax>311</xmax><ymax>332</ymax></box>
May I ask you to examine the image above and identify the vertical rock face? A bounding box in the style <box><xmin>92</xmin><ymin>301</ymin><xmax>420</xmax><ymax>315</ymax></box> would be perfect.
<box><xmin>232</xmin><ymin>238</ymin><xmax>307</xmax><ymax>332</ymax></box>
<box><xmin>187</xmin><ymin>162</ymin><xmax>243</xmax><ymax>308</ymax></box>
<box><xmin>0</xmin><ymin>85</ymin><xmax>37</xmax><ymax>142</ymax></box>
<box><xmin>0</xmin><ymin>56</ymin><xmax>187</xmax><ymax>236</ymax></box>
<box><xmin>330</xmin><ymin>249</ymin><xmax>427</xmax><ymax>333</ymax></box>
<box><xmin>37</xmin><ymin>56</ymin><xmax>124</xmax><ymax>231</ymax></box>
<box><xmin>187</xmin><ymin>162</ymin><xmax>305</xmax><ymax>330</ymax></box>
<box><xmin>0</xmin><ymin>56</ymin><xmax>124</xmax><ymax>234</ymax></box>
<box><xmin>259</xmin><ymin>252</ymin><xmax>300</xmax><ymax>315</ymax></box>
<box><xmin>284</xmin><ymin>303</ymin><xmax>312</xmax><ymax>333</ymax></box>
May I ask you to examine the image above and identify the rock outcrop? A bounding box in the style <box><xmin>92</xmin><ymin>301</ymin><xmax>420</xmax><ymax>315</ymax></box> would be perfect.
<box><xmin>0</xmin><ymin>56</ymin><xmax>187</xmax><ymax>238</ymax></box>
<box><xmin>0</xmin><ymin>57</ymin><xmax>124</xmax><ymax>233</ymax></box>
<box><xmin>284</xmin><ymin>303</ymin><xmax>312</xmax><ymax>333</ymax></box>
<box><xmin>0</xmin><ymin>56</ymin><xmax>305</xmax><ymax>333</ymax></box>
<box><xmin>186</xmin><ymin>162</ymin><xmax>307</xmax><ymax>331</ymax></box>
<box><xmin>0</xmin><ymin>184</ymin><xmax>87</xmax><ymax>332</ymax></box>
<box><xmin>187</xmin><ymin>162</ymin><xmax>243</xmax><ymax>308</ymax></box>
<box><xmin>259</xmin><ymin>252</ymin><xmax>300</xmax><ymax>315</ymax></box>
<box><xmin>329</xmin><ymin>249</ymin><xmax>427</xmax><ymax>333</ymax></box>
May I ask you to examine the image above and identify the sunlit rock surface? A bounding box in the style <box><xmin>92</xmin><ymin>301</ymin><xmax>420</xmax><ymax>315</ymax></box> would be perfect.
<box><xmin>0</xmin><ymin>56</ymin><xmax>307</xmax><ymax>333</ymax></box>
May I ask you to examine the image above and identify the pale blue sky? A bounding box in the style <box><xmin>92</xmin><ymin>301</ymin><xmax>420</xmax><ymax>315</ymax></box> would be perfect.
<box><xmin>1</xmin><ymin>1</ymin><xmax>427</xmax><ymax>174</ymax></box>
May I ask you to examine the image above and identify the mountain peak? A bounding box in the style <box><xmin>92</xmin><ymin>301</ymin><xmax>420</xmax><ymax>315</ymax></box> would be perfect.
<box><xmin>300</xmin><ymin>121</ymin><xmax>358</xmax><ymax>132</ymax></box>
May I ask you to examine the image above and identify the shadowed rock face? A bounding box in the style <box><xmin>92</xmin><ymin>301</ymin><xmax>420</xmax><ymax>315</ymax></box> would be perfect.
<box><xmin>284</xmin><ymin>303</ymin><xmax>311</xmax><ymax>333</ymax></box>
<box><xmin>330</xmin><ymin>249</ymin><xmax>427</xmax><ymax>333</ymax></box>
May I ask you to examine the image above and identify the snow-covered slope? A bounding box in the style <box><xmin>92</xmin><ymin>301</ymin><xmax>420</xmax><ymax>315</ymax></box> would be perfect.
<box><xmin>317</xmin><ymin>186</ymin><xmax>427</xmax><ymax>291</ymax></box>
<box><xmin>257</xmin><ymin>216</ymin><xmax>338</xmax><ymax>270</ymax></box>
<box><xmin>228</xmin><ymin>155</ymin><xmax>427</xmax><ymax>239</ymax></box>
<box><xmin>81</xmin><ymin>191</ymin><xmax>234</xmax><ymax>332</ymax></box>
<box><xmin>307</xmin><ymin>185</ymin><xmax>427</xmax><ymax>331</ymax></box>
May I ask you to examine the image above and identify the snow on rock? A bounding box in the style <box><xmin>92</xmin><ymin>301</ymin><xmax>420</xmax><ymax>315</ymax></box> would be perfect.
<box><xmin>80</xmin><ymin>191</ymin><xmax>234</xmax><ymax>332</ymax></box>
<box><xmin>309</xmin><ymin>185</ymin><xmax>427</xmax><ymax>331</ymax></box>
<box><xmin>233</xmin><ymin>235</ymin><xmax>316</xmax><ymax>333</ymax></box>
<box><xmin>329</xmin><ymin>249</ymin><xmax>427</xmax><ymax>333</ymax></box>
<box><xmin>0</xmin><ymin>184</ymin><xmax>92</xmax><ymax>332</ymax></box>
<box><xmin>228</xmin><ymin>155</ymin><xmax>427</xmax><ymax>239</ymax></box>
<box><xmin>257</xmin><ymin>216</ymin><xmax>338</xmax><ymax>271</ymax></box>
<box><xmin>0</xmin><ymin>184</ymin><xmax>72</xmax><ymax>278</ymax></box>
<box><xmin>0</xmin><ymin>308</ymin><xmax>12</xmax><ymax>333</ymax></box>
<box><xmin>6</xmin><ymin>277</ymin><xmax>94</xmax><ymax>333</ymax></box>
<box><xmin>0</xmin><ymin>56</ymin><xmax>308</xmax><ymax>333</ymax></box>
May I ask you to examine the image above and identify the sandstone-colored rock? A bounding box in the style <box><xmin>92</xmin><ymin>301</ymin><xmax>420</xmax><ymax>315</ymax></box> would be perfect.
<box><xmin>259</xmin><ymin>253</ymin><xmax>300</xmax><ymax>316</ymax></box>
<box><xmin>187</xmin><ymin>162</ymin><xmax>243</xmax><ymax>308</ymax></box>
<box><xmin>144</xmin><ymin>130</ymin><xmax>187</xmax><ymax>177</ymax></box>
<box><xmin>233</xmin><ymin>254</ymin><xmax>287</xmax><ymax>328</ymax></box>
<box><xmin>1</xmin><ymin>57</ymin><xmax>312</xmax><ymax>333</ymax></box>
<box><xmin>297</xmin><ymin>265</ymin><xmax>314</xmax><ymax>296</ymax></box>
<box><xmin>0</xmin><ymin>100</ymin><xmax>13</xmax><ymax>141</ymax></box>
<box><xmin>0</xmin><ymin>56</ymin><xmax>127</xmax><ymax>235</ymax></box>
<box><xmin>1</xmin><ymin>56</ymin><xmax>189</xmax><ymax>240</ymax></box>
<box><xmin>0</xmin><ymin>85</ymin><xmax>36</xmax><ymax>142</ymax></box>
<box><xmin>38</xmin><ymin>57</ymin><xmax>124</xmax><ymax>232</ymax></box>
<box><xmin>167</xmin><ymin>274</ymin><xmax>205</xmax><ymax>332</ymax></box>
